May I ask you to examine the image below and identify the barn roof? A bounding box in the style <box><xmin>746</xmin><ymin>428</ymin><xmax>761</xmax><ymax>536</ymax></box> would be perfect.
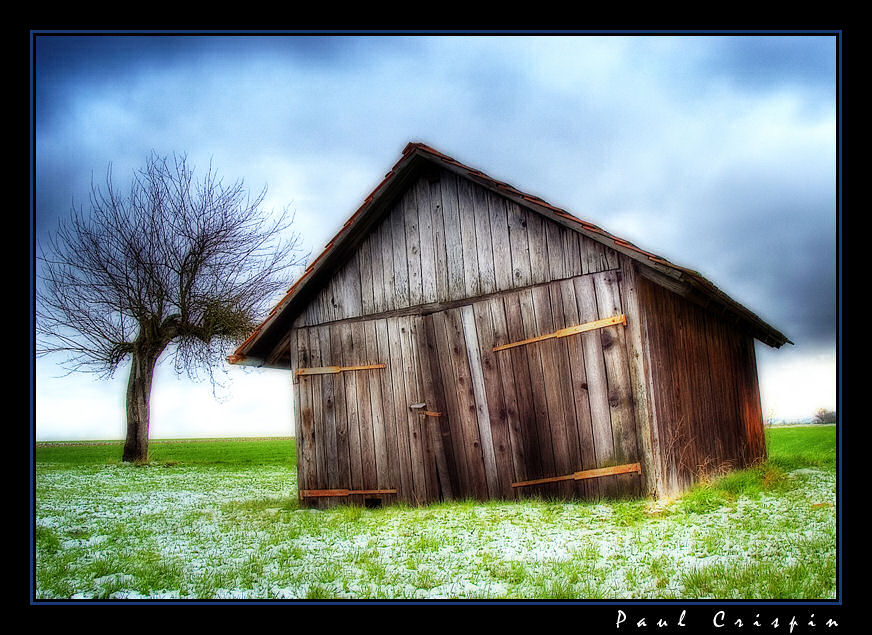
<box><xmin>229</xmin><ymin>142</ymin><xmax>791</xmax><ymax>368</ymax></box>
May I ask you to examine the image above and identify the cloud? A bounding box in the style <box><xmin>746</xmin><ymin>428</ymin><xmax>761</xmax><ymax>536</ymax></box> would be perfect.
<box><xmin>32</xmin><ymin>33</ymin><xmax>839</xmax><ymax>437</ymax></box>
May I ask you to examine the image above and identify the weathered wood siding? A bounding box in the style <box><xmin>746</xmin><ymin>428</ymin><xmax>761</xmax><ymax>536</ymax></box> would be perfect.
<box><xmin>292</xmin><ymin>169</ymin><xmax>620</xmax><ymax>328</ymax></box>
<box><xmin>293</xmin><ymin>268</ymin><xmax>645</xmax><ymax>506</ymax></box>
<box><xmin>636</xmin><ymin>275</ymin><xmax>766</xmax><ymax>497</ymax></box>
<box><xmin>287</xmin><ymin>163</ymin><xmax>769</xmax><ymax>506</ymax></box>
<box><xmin>292</xmin><ymin>315</ymin><xmax>440</xmax><ymax>508</ymax></box>
<box><xmin>421</xmin><ymin>272</ymin><xmax>643</xmax><ymax>501</ymax></box>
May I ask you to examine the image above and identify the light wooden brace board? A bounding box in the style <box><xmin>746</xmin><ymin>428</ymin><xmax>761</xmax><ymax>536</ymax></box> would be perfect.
<box><xmin>300</xmin><ymin>488</ymin><xmax>398</xmax><ymax>498</ymax></box>
<box><xmin>294</xmin><ymin>363</ymin><xmax>386</xmax><ymax>382</ymax></box>
<box><xmin>493</xmin><ymin>314</ymin><xmax>627</xmax><ymax>352</ymax></box>
<box><xmin>512</xmin><ymin>462</ymin><xmax>641</xmax><ymax>488</ymax></box>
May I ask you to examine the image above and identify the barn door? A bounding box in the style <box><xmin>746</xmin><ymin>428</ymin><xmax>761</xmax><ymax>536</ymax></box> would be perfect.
<box><xmin>420</xmin><ymin>305</ymin><xmax>508</xmax><ymax>501</ymax></box>
<box><xmin>491</xmin><ymin>272</ymin><xmax>642</xmax><ymax>499</ymax></box>
<box><xmin>292</xmin><ymin>316</ymin><xmax>451</xmax><ymax>507</ymax></box>
<box><xmin>420</xmin><ymin>270</ymin><xmax>642</xmax><ymax>502</ymax></box>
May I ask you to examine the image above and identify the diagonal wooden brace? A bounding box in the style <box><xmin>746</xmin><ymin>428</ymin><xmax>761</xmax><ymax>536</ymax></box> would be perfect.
<box><xmin>511</xmin><ymin>462</ymin><xmax>641</xmax><ymax>488</ymax></box>
<box><xmin>493</xmin><ymin>314</ymin><xmax>627</xmax><ymax>352</ymax></box>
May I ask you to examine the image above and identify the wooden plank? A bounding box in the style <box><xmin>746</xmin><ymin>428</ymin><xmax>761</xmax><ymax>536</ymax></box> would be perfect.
<box><xmin>411</xmin><ymin>316</ymin><xmax>446</xmax><ymax>503</ymax></box>
<box><xmin>412</xmin><ymin>316</ymin><xmax>441</xmax><ymax>503</ymax></box>
<box><xmin>531</xmin><ymin>284</ymin><xmax>573</xmax><ymax>498</ymax></box>
<box><xmin>307</xmin><ymin>327</ymin><xmax>327</xmax><ymax>492</ymax></box>
<box><xmin>295</xmin><ymin>363</ymin><xmax>386</xmax><ymax>379</ymax></box>
<box><xmin>343</xmin><ymin>251</ymin><xmax>364</xmax><ymax>319</ymax></box>
<box><xmin>492</xmin><ymin>314</ymin><xmax>627</xmax><ymax>351</ymax></box>
<box><xmin>328</xmin><ymin>323</ymin><xmax>351</xmax><ymax>491</ymax></box>
<box><xmin>429</xmin><ymin>174</ymin><xmax>450</xmax><ymax>303</ymax></box>
<box><xmin>377</xmin><ymin>218</ymin><xmax>396</xmax><ymax>312</ymax></box>
<box><xmin>430</xmin><ymin>310</ymin><xmax>472</xmax><ymax>497</ymax></box>
<box><xmin>301</xmin><ymin>488</ymin><xmax>397</xmax><ymax>498</ymax></box>
<box><xmin>457</xmin><ymin>177</ymin><xmax>481</xmax><ymax>299</ymax></box>
<box><xmin>387</xmin><ymin>316</ymin><xmax>415</xmax><ymax>502</ymax></box>
<box><xmin>315</xmin><ymin>325</ymin><xmax>340</xmax><ymax>490</ymax></box>
<box><xmin>646</xmin><ymin>277</ymin><xmax>682</xmax><ymax>496</ymax></box>
<box><xmin>350</xmin><ymin>322</ymin><xmax>378</xmax><ymax>488</ymax></box>
<box><xmin>593</xmin><ymin>270</ymin><xmax>641</xmax><ymax>497</ymax></box>
<box><xmin>574</xmin><ymin>274</ymin><xmax>618</xmax><ymax>498</ymax></box>
<box><xmin>460</xmin><ymin>304</ymin><xmax>500</xmax><ymax>499</ymax></box>
<box><xmin>671</xmin><ymin>291</ymin><xmax>699</xmax><ymax>490</ymax></box>
<box><xmin>473</xmin><ymin>183</ymin><xmax>497</xmax><ymax>295</ymax></box>
<box><xmin>694</xmin><ymin>308</ymin><xmax>719</xmax><ymax>474</ymax></box>
<box><xmin>501</xmin><ymin>291</ymin><xmax>542</xmax><ymax>495</ymax></box>
<box><xmin>295</xmin><ymin>328</ymin><xmax>316</xmax><ymax>496</ymax></box>
<box><xmin>488</xmin><ymin>192</ymin><xmax>514</xmax><ymax>292</ymax></box>
<box><xmin>545</xmin><ymin>218</ymin><xmax>566</xmax><ymax>281</ymax></box>
<box><xmin>588</xmin><ymin>238</ymin><xmax>609</xmax><ymax>274</ymax></box>
<box><xmin>390</xmin><ymin>199</ymin><xmax>411</xmax><ymax>309</ymax></box>
<box><xmin>290</xmin><ymin>329</ymin><xmax>305</xmax><ymax>501</ymax></box>
<box><xmin>415</xmin><ymin>177</ymin><xmax>438</xmax><ymax>304</ymax></box>
<box><xmin>740</xmin><ymin>333</ymin><xmax>766</xmax><ymax>462</ymax></box>
<box><xmin>617</xmin><ymin>256</ymin><xmax>661</xmax><ymax>497</ymax></box>
<box><xmin>421</xmin><ymin>314</ymin><xmax>458</xmax><ymax>500</ymax></box>
<box><xmin>337</xmin><ymin>323</ymin><xmax>363</xmax><ymax>492</ymax></box>
<box><xmin>526</xmin><ymin>210</ymin><xmax>548</xmax><ymax>285</ymax></box>
<box><xmin>580</xmin><ymin>235</ymin><xmax>602</xmax><ymax>275</ymax></box>
<box><xmin>604</xmin><ymin>244</ymin><xmax>620</xmax><ymax>270</ymax></box>
<box><xmin>374</xmin><ymin>319</ymin><xmax>402</xmax><ymax>498</ymax></box>
<box><xmin>547</xmin><ymin>281</ymin><xmax>584</xmax><ymax>497</ymax></box>
<box><xmin>517</xmin><ymin>287</ymin><xmax>557</xmax><ymax>497</ymax></box>
<box><xmin>304</xmin><ymin>292</ymin><xmax>318</xmax><ymax>327</ymax></box>
<box><xmin>400</xmin><ymin>315</ymin><xmax>428</xmax><ymax>504</ymax></box>
<box><xmin>487</xmin><ymin>295</ymin><xmax>525</xmax><ymax>493</ymax></box>
<box><xmin>358</xmin><ymin>233</ymin><xmax>375</xmax><ymax>316</ymax></box>
<box><xmin>471</xmin><ymin>299</ymin><xmax>515</xmax><ymax>499</ymax></box>
<box><xmin>647</xmin><ymin>277</ymin><xmax>692</xmax><ymax>494</ymax></box>
<box><xmin>363</xmin><ymin>320</ymin><xmax>389</xmax><ymax>490</ymax></box>
<box><xmin>441</xmin><ymin>307</ymin><xmax>488</xmax><ymax>500</ymax></box>
<box><xmin>704</xmin><ymin>310</ymin><xmax>733</xmax><ymax>467</ymax></box>
<box><xmin>506</xmin><ymin>200</ymin><xmax>532</xmax><ymax>288</ymax></box>
<box><xmin>403</xmin><ymin>188</ymin><xmax>424</xmax><ymax>307</ymax></box>
<box><xmin>440</xmin><ymin>171</ymin><xmax>466</xmax><ymax>301</ymax></box>
<box><xmin>370</xmin><ymin>219</ymin><xmax>387</xmax><ymax>314</ymax></box>
<box><xmin>556</xmin><ymin>278</ymin><xmax>598</xmax><ymax>499</ymax></box>
<box><xmin>512</xmin><ymin>462</ymin><xmax>641</xmax><ymax>488</ymax></box>
<box><xmin>563</xmin><ymin>231</ymin><xmax>583</xmax><ymax>278</ymax></box>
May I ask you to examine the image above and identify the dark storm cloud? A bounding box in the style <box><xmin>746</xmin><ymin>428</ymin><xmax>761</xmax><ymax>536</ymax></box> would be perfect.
<box><xmin>32</xmin><ymin>33</ymin><xmax>839</xmax><ymax>436</ymax></box>
<box><xmin>695</xmin><ymin>35</ymin><xmax>836</xmax><ymax>95</ymax></box>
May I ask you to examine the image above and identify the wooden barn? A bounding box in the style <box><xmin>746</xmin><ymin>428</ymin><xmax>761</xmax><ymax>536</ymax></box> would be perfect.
<box><xmin>229</xmin><ymin>142</ymin><xmax>791</xmax><ymax>508</ymax></box>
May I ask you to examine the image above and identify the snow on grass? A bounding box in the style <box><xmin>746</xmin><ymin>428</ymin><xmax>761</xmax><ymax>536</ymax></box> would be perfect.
<box><xmin>34</xmin><ymin>462</ymin><xmax>836</xmax><ymax>600</ymax></box>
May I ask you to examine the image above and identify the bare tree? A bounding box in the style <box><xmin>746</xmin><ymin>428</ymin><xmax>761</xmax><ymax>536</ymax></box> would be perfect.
<box><xmin>36</xmin><ymin>152</ymin><xmax>307</xmax><ymax>462</ymax></box>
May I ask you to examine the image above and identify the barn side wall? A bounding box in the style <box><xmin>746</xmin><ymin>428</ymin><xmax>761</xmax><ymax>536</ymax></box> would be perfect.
<box><xmin>636</xmin><ymin>275</ymin><xmax>767</xmax><ymax>498</ymax></box>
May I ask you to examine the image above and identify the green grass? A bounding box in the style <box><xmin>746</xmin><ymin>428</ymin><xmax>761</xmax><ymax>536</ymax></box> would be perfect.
<box><xmin>765</xmin><ymin>425</ymin><xmax>837</xmax><ymax>471</ymax></box>
<box><xmin>35</xmin><ymin>437</ymin><xmax>296</xmax><ymax>467</ymax></box>
<box><xmin>34</xmin><ymin>426</ymin><xmax>837</xmax><ymax>600</ymax></box>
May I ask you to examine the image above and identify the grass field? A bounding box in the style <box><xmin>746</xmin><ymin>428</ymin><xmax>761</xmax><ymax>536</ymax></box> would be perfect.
<box><xmin>33</xmin><ymin>426</ymin><xmax>838</xmax><ymax>600</ymax></box>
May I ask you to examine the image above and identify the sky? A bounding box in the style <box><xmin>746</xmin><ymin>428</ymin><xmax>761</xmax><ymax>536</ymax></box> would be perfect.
<box><xmin>31</xmin><ymin>31</ymin><xmax>840</xmax><ymax>440</ymax></box>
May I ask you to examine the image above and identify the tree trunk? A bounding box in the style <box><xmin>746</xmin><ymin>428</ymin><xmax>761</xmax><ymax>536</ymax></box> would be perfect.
<box><xmin>122</xmin><ymin>346</ymin><xmax>161</xmax><ymax>463</ymax></box>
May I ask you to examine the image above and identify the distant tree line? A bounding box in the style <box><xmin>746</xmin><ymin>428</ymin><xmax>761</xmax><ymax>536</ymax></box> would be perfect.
<box><xmin>813</xmin><ymin>408</ymin><xmax>837</xmax><ymax>424</ymax></box>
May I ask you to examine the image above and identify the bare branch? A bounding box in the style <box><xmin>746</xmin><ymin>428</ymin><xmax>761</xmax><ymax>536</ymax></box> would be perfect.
<box><xmin>36</xmin><ymin>152</ymin><xmax>308</xmax><ymax>383</ymax></box>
